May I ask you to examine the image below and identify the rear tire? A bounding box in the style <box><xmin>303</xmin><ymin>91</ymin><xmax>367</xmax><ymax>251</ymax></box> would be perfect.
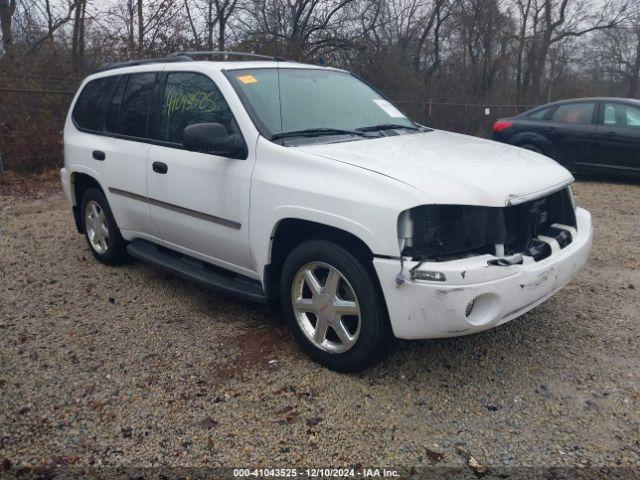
<box><xmin>80</xmin><ymin>188</ymin><xmax>129</xmax><ymax>265</ymax></box>
<box><xmin>280</xmin><ymin>240</ymin><xmax>392</xmax><ymax>372</ymax></box>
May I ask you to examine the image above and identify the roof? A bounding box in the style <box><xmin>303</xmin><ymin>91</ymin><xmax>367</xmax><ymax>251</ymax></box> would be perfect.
<box><xmin>538</xmin><ymin>97</ymin><xmax>640</xmax><ymax>107</ymax></box>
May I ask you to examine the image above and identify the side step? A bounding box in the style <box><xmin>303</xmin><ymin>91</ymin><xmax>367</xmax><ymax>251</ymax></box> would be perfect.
<box><xmin>127</xmin><ymin>239</ymin><xmax>267</xmax><ymax>304</ymax></box>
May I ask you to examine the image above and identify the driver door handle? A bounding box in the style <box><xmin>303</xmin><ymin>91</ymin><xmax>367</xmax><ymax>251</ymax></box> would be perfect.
<box><xmin>152</xmin><ymin>162</ymin><xmax>168</xmax><ymax>174</ymax></box>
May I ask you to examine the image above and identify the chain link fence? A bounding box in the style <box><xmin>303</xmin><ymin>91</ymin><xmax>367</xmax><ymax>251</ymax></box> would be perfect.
<box><xmin>390</xmin><ymin>97</ymin><xmax>537</xmax><ymax>137</ymax></box>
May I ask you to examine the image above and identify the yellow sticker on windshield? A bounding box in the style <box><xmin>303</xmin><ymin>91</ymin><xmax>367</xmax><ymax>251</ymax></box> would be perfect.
<box><xmin>238</xmin><ymin>75</ymin><xmax>258</xmax><ymax>84</ymax></box>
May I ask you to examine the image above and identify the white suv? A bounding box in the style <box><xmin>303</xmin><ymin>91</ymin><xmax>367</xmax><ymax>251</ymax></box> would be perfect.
<box><xmin>61</xmin><ymin>52</ymin><xmax>593</xmax><ymax>371</ymax></box>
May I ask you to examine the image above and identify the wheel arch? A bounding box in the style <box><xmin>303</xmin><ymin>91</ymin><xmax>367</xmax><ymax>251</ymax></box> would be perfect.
<box><xmin>70</xmin><ymin>170</ymin><xmax>106</xmax><ymax>233</ymax></box>
<box><xmin>263</xmin><ymin>218</ymin><xmax>379</xmax><ymax>303</ymax></box>
<box><xmin>511</xmin><ymin>131</ymin><xmax>549</xmax><ymax>150</ymax></box>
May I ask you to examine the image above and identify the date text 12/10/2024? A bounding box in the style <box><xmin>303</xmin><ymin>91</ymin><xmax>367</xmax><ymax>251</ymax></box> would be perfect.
<box><xmin>233</xmin><ymin>468</ymin><xmax>400</xmax><ymax>477</ymax></box>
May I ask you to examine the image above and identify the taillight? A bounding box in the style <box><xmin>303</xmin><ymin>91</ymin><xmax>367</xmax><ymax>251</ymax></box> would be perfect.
<box><xmin>493</xmin><ymin>121</ymin><xmax>513</xmax><ymax>133</ymax></box>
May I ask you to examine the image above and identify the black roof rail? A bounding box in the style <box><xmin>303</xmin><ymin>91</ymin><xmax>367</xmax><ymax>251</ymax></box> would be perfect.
<box><xmin>94</xmin><ymin>51</ymin><xmax>288</xmax><ymax>74</ymax></box>
<box><xmin>167</xmin><ymin>51</ymin><xmax>287</xmax><ymax>62</ymax></box>
<box><xmin>94</xmin><ymin>56</ymin><xmax>192</xmax><ymax>73</ymax></box>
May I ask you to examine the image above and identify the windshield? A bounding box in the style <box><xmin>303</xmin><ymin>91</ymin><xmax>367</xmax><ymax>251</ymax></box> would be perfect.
<box><xmin>227</xmin><ymin>68</ymin><xmax>417</xmax><ymax>141</ymax></box>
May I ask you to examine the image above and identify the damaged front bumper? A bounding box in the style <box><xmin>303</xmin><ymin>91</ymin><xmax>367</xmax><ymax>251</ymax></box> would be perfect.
<box><xmin>374</xmin><ymin>207</ymin><xmax>592</xmax><ymax>340</ymax></box>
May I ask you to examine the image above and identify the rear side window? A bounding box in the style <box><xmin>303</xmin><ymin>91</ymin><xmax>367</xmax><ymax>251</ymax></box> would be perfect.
<box><xmin>159</xmin><ymin>72</ymin><xmax>233</xmax><ymax>144</ymax></box>
<box><xmin>551</xmin><ymin>102</ymin><xmax>595</xmax><ymax>125</ymax></box>
<box><xmin>72</xmin><ymin>77</ymin><xmax>117</xmax><ymax>131</ymax></box>
<box><xmin>106</xmin><ymin>77</ymin><xmax>126</xmax><ymax>133</ymax></box>
<box><xmin>603</xmin><ymin>102</ymin><xmax>640</xmax><ymax>128</ymax></box>
<box><xmin>106</xmin><ymin>73</ymin><xmax>157</xmax><ymax>138</ymax></box>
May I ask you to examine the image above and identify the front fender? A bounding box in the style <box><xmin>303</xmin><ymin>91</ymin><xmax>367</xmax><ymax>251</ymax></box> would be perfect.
<box><xmin>264</xmin><ymin>206</ymin><xmax>379</xmax><ymax>262</ymax></box>
<box><xmin>249</xmin><ymin>137</ymin><xmax>429</xmax><ymax>280</ymax></box>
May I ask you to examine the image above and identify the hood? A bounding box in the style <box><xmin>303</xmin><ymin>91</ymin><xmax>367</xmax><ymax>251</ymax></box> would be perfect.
<box><xmin>294</xmin><ymin>130</ymin><xmax>574</xmax><ymax>207</ymax></box>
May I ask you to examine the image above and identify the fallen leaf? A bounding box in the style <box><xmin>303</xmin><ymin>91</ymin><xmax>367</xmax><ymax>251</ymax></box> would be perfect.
<box><xmin>468</xmin><ymin>456</ymin><xmax>487</xmax><ymax>475</ymax></box>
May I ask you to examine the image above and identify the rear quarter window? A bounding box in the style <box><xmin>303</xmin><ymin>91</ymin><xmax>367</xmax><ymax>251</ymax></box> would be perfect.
<box><xmin>527</xmin><ymin>107</ymin><xmax>552</xmax><ymax>120</ymax></box>
<box><xmin>105</xmin><ymin>73</ymin><xmax>157</xmax><ymax>138</ymax></box>
<box><xmin>72</xmin><ymin>76</ymin><xmax>118</xmax><ymax>131</ymax></box>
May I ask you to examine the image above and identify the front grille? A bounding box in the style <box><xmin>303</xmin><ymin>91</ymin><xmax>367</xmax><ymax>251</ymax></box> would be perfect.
<box><xmin>503</xmin><ymin>188</ymin><xmax>576</xmax><ymax>256</ymax></box>
<box><xmin>403</xmin><ymin>188</ymin><xmax>577</xmax><ymax>262</ymax></box>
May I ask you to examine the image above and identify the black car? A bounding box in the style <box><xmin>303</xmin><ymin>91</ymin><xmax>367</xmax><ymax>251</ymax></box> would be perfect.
<box><xmin>492</xmin><ymin>97</ymin><xmax>640</xmax><ymax>177</ymax></box>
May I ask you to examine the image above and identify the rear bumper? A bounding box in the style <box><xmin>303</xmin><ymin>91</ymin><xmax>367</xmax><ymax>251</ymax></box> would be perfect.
<box><xmin>374</xmin><ymin>207</ymin><xmax>592</xmax><ymax>339</ymax></box>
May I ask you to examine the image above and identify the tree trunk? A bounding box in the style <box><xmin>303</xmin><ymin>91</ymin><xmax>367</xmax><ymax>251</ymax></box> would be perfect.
<box><xmin>45</xmin><ymin>0</ymin><xmax>57</xmax><ymax>46</ymax></box>
<box><xmin>72</xmin><ymin>0</ymin><xmax>87</xmax><ymax>73</ymax></box>
<box><xmin>515</xmin><ymin>0</ymin><xmax>532</xmax><ymax>105</ymax></box>
<box><xmin>218</xmin><ymin>17</ymin><xmax>225</xmax><ymax>50</ymax></box>
<box><xmin>184</xmin><ymin>0</ymin><xmax>201</xmax><ymax>47</ymax></box>
<box><xmin>127</xmin><ymin>0</ymin><xmax>135</xmax><ymax>55</ymax></box>
<box><xmin>78</xmin><ymin>0</ymin><xmax>86</xmax><ymax>70</ymax></box>
<box><xmin>207</xmin><ymin>1</ymin><xmax>214</xmax><ymax>50</ymax></box>
<box><xmin>137</xmin><ymin>0</ymin><xmax>144</xmax><ymax>55</ymax></box>
<box><xmin>72</xmin><ymin>1</ymin><xmax>79</xmax><ymax>70</ymax></box>
<box><xmin>529</xmin><ymin>0</ymin><xmax>553</xmax><ymax>100</ymax></box>
<box><xmin>0</xmin><ymin>0</ymin><xmax>16</xmax><ymax>60</ymax></box>
<box><xmin>628</xmin><ymin>33</ymin><xmax>640</xmax><ymax>98</ymax></box>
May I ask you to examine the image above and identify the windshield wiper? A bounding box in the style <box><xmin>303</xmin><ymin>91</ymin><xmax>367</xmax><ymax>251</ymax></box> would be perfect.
<box><xmin>356</xmin><ymin>123</ymin><xmax>421</xmax><ymax>132</ymax></box>
<box><xmin>271</xmin><ymin>128</ymin><xmax>374</xmax><ymax>141</ymax></box>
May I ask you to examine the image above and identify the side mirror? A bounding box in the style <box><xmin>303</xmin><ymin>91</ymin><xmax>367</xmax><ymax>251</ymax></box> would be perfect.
<box><xmin>182</xmin><ymin>123</ymin><xmax>246</xmax><ymax>158</ymax></box>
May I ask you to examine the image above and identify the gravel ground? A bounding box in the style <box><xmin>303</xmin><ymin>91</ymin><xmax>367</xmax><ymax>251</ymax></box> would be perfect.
<box><xmin>0</xmin><ymin>176</ymin><xmax>639</xmax><ymax>475</ymax></box>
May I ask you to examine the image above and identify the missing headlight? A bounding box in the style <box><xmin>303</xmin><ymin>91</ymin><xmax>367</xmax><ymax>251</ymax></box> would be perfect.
<box><xmin>399</xmin><ymin>188</ymin><xmax>577</xmax><ymax>262</ymax></box>
<box><xmin>401</xmin><ymin>204</ymin><xmax>505</xmax><ymax>261</ymax></box>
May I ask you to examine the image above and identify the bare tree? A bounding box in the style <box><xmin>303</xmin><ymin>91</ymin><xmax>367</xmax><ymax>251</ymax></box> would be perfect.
<box><xmin>242</xmin><ymin>0</ymin><xmax>359</xmax><ymax>58</ymax></box>
<box><xmin>20</xmin><ymin>1</ymin><xmax>78</xmax><ymax>54</ymax></box>
<box><xmin>614</xmin><ymin>2</ymin><xmax>640</xmax><ymax>97</ymax></box>
<box><xmin>520</xmin><ymin>0</ymin><xmax>626</xmax><ymax>99</ymax></box>
<box><xmin>0</xmin><ymin>0</ymin><xmax>16</xmax><ymax>59</ymax></box>
<box><xmin>183</xmin><ymin>0</ymin><xmax>202</xmax><ymax>46</ymax></box>
<box><xmin>458</xmin><ymin>0</ymin><xmax>514</xmax><ymax>97</ymax></box>
<box><xmin>71</xmin><ymin>0</ymin><xmax>87</xmax><ymax>72</ymax></box>
<box><xmin>212</xmin><ymin>0</ymin><xmax>241</xmax><ymax>50</ymax></box>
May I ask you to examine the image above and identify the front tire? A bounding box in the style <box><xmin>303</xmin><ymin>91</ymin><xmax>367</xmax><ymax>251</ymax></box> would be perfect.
<box><xmin>280</xmin><ymin>240</ymin><xmax>392</xmax><ymax>372</ymax></box>
<box><xmin>80</xmin><ymin>188</ymin><xmax>128</xmax><ymax>265</ymax></box>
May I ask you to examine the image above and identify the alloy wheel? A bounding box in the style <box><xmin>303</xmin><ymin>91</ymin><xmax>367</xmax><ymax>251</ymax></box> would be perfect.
<box><xmin>291</xmin><ymin>261</ymin><xmax>361</xmax><ymax>354</ymax></box>
<box><xmin>84</xmin><ymin>200</ymin><xmax>109</xmax><ymax>254</ymax></box>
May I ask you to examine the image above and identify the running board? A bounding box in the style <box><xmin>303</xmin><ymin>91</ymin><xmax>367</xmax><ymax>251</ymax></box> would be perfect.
<box><xmin>127</xmin><ymin>239</ymin><xmax>267</xmax><ymax>304</ymax></box>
